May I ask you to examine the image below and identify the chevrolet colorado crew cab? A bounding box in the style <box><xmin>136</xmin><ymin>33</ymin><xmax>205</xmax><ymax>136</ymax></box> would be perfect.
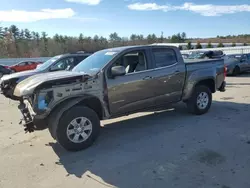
<box><xmin>13</xmin><ymin>45</ymin><xmax>226</xmax><ymax>151</ymax></box>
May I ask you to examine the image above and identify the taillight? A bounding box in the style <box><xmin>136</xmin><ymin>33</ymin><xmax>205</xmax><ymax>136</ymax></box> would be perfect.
<box><xmin>224</xmin><ymin>65</ymin><xmax>227</xmax><ymax>78</ymax></box>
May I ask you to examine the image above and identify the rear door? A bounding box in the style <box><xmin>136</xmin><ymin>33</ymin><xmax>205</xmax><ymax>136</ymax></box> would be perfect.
<box><xmin>150</xmin><ymin>47</ymin><xmax>186</xmax><ymax>105</ymax></box>
<box><xmin>106</xmin><ymin>49</ymin><xmax>156</xmax><ymax>115</ymax></box>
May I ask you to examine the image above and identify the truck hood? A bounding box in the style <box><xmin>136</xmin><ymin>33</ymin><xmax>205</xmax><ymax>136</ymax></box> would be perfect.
<box><xmin>0</xmin><ymin>70</ymin><xmax>38</xmax><ymax>82</ymax></box>
<box><xmin>14</xmin><ymin>71</ymin><xmax>87</xmax><ymax>97</ymax></box>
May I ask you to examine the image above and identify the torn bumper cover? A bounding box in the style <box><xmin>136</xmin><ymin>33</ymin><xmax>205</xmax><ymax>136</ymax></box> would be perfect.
<box><xmin>18</xmin><ymin>100</ymin><xmax>47</xmax><ymax>132</ymax></box>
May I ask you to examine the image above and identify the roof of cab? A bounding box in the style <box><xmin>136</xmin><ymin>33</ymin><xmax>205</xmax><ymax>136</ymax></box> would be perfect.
<box><xmin>99</xmin><ymin>44</ymin><xmax>179</xmax><ymax>53</ymax></box>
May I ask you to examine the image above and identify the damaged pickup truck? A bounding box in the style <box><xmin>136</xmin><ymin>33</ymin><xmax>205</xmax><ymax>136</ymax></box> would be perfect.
<box><xmin>13</xmin><ymin>45</ymin><xmax>226</xmax><ymax>151</ymax></box>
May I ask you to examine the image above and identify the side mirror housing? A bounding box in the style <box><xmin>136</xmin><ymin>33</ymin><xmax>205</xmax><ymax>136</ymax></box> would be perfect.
<box><xmin>111</xmin><ymin>66</ymin><xmax>126</xmax><ymax>78</ymax></box>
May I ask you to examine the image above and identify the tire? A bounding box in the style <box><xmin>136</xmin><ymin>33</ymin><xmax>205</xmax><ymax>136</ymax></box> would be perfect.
<box><xmin>186</xmin><ymin>85</ymin><xmax>212</xmax><ymax>115</ymax></box>
<box><xmin>54</xmin><ymin>106</ymin><xmax>100</xmax><ymax>151</ymax></box>
<box><xmin>232</xmin><ymin>66</ymin><xmax>240</xmax><ymax>76</ymax></box>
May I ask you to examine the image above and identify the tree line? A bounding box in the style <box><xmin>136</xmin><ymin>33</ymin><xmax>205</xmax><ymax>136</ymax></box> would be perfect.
<box><xmin>0</xmin><ymin>25</ymin><xmax>248</xmax><ymax>58</ymax></box>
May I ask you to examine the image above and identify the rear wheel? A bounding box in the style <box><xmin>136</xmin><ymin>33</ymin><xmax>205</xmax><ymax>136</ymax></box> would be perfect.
<box><xmin>232</xmin><ymin>66</ymin><xmax>240</xmax><ymax>76</ymax></box>
<box><xmin>186</xmin><ymin>85</ymin><xmax>212</xmax><ymax>115</ymax></box>
<box><xmin>54</xmin><ymin>106</ymin><xmax>100</xmax><ymax>151</ymax></box>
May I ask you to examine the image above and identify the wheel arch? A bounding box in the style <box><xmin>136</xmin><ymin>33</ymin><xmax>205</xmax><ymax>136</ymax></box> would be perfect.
<box><xmin>183</xmin><ymin>77</ymin><xmax>215</xmax><ymax>101</ymax></box>
<box><xmin>47</xmin><ymin>95</ymin><xmax>103</xmax><ymax>139</ymax></box>
<box><xmin>195</xmin><ymin>79</ymin><xmax>215</xmax><ymax>93</ymax></box>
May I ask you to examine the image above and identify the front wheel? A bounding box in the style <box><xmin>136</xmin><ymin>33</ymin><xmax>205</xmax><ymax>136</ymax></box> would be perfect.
<box><xmin>186</xmin><ymin>85</ymin><xmax>212</xmax><ymax>115</ymax></box>
<box><xmin>55</xmin><ymin>106</ymin><xmax>100</xmax><ymax>151</ymax></box>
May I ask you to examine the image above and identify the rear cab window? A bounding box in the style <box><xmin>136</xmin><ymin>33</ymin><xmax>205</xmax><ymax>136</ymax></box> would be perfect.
<box><xmin>152</xmin><ymin>48</ymin><xmax>177</xmax><ymax>68</ymax></box>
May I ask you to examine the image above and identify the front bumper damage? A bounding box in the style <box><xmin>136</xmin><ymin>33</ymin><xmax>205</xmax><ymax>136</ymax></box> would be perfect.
<box><xmin>18</xmin><ymin>99</ymin><xmax>47</xmax><ymax>133</ymax></box>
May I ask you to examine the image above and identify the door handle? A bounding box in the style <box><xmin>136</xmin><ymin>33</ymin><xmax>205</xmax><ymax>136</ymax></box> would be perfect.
<box><xmin>143</xmin><ymin>76</ymin><xmax>153</xmax><ymax>80</ymax></box>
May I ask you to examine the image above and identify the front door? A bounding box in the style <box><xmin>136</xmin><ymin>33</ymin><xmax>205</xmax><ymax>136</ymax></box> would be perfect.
<box><xmin>106</xmin><ymin>50</ymin><xmax>156</xmax><ymax>116</ymax></box>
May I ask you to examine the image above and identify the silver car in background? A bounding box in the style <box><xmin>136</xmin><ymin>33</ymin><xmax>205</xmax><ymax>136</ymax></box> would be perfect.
<box><xmin>226</xmin><ymin>54</ymin><xmax>250</xmax><ymax>75</ymax></box>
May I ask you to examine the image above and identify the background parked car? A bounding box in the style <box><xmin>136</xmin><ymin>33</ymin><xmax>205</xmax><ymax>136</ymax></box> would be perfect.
<box><xmin>226</xmin><ymin>53</ymin><xmax>250</xmax><ymax>75</ymax></box>
<box><xmin>0</xmin><ymin>52</ymin><xmax>91</xmax><ymax>100</ymax></box>
<box><xmin>9</xmin><ymin>61</ymin><xmax>42</xmax><ymax>72</ymax></box>
<box><xmin>0</xmin><ymin>64</ymin><xmax>13</xmax><ymax>78</ymax></box>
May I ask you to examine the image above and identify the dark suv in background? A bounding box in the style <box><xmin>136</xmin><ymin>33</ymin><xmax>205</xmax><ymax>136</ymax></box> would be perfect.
<box><xmin>0</xmin><ymin>65</ymin><xmax>13</xmax><ymax>78</ymax></box>
<box><xmin>0</xmin><ymin>52</ymin><xmax>92</xmax><ymax>100</ymax></box>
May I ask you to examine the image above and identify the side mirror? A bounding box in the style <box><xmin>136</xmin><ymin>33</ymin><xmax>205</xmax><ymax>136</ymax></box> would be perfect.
<box><xmin>111</xmin><ymin>66</ymin><xmax>126</xmax><ymax>78</ymax></box>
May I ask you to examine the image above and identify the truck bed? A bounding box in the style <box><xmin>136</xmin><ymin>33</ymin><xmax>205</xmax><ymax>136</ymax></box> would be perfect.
<box><xmin>184</xmin><ymin>58</ymin><xmax>225</xmax><ymax>92</ymax></box>
<box><xmin>184</xmin><ymin>58</ymin><xmax>224</xmax><ymax>64</ymax></box>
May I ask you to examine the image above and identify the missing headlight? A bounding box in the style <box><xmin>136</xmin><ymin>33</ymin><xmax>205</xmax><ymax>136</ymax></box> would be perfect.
<box><xmin>37</xmin><ymin>91</ymin><xmax>53</xmax><ymax>110</ymax></box>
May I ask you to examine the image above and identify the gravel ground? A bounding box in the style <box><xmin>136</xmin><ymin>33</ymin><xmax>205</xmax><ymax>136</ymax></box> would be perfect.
<box><xmin>0</xmin><ymin>74</ymin><xmax>250</xmax><ymax>188</ymax></box>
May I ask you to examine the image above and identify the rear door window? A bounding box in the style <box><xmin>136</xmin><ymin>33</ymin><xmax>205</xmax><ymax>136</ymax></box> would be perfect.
<box><xmin>152</xmin><ymin>48</ymin><xmax>177</xmax><ymax>68</ymax></box>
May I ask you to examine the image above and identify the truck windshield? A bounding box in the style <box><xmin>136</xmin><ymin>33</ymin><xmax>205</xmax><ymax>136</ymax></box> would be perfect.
<box><xmin>36</xmin><ymin>55</ymin><xmax>62</xmax><ymax>71</ymax></box>
<box><xmin>72</xmin><ymin>50</ymin><xmax>118</xmax><ymax>74</ymax></box>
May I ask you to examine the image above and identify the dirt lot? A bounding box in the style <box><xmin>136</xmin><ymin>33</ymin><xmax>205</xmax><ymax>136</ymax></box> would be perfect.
<box><xmin>0</xmin><ymin>74</ymin><xmax>250</xmax><ymax>188</ymax></box>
